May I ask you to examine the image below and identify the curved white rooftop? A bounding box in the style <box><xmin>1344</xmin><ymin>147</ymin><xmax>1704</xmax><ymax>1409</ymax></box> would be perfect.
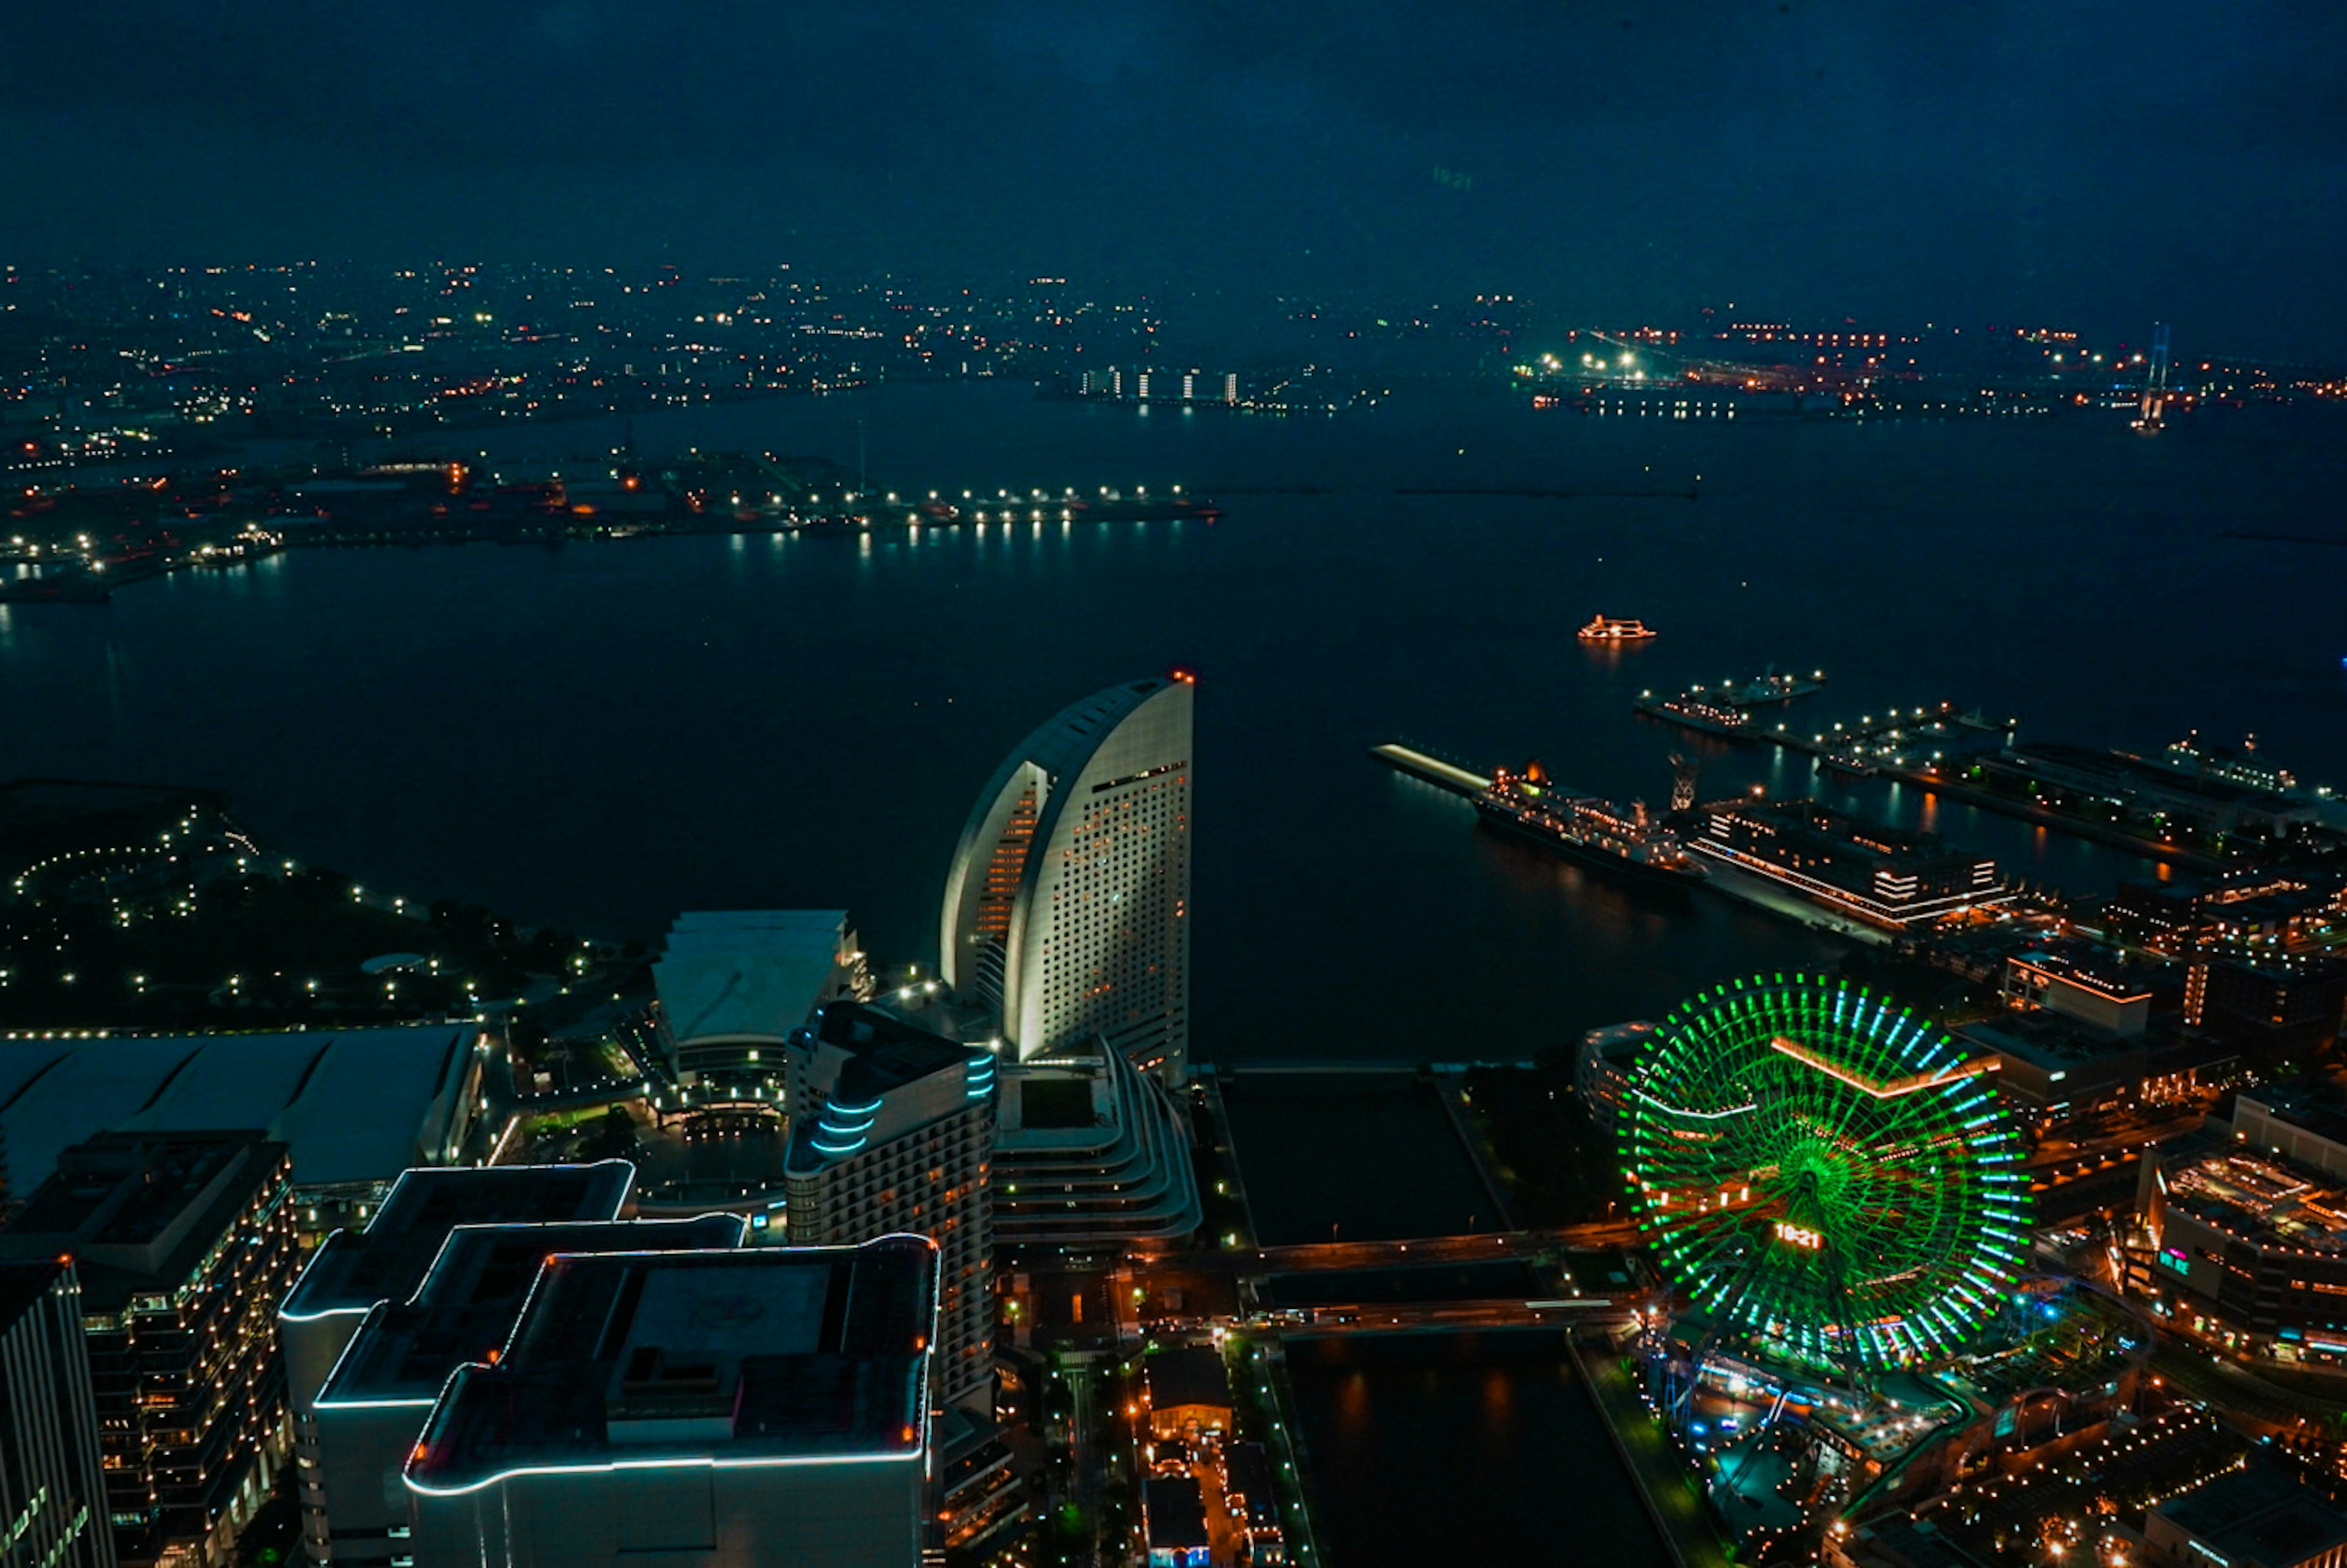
<box><xmin>655</xmin><ymin>910</ymin><xmax>851</xmax><ymax>1044</ymax></box>
<box><xmin>940</xmin><ymin>676</ymin><xmax>1192</xmax><ymax>1075</ymax></box>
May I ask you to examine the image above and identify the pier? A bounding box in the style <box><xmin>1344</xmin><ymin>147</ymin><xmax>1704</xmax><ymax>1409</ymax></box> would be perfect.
<box><xmin>1633</xmin><ymin>672</ymin><xmax>1828</xmax><ymax>742</ymax></box>
<box><xmin>0</xmin><ymin>464</ymin><xmax>1224</xmax><ymax>605</ymax></box>
<box><xmin>1369</xmin><ymin>742</ymin><xmax>1491</xmax><ymax>797</ymax></box>
<box><xmin>1684</xmin><ymin>857</ymin><xmax>1892</xmax><ymax>946</ymax></box>
<box><xmin>1796</xmin><ymin>702</ymin><xmax>2013</xmax><ymax>778</ymax></box>
<box><xmin>1646</xmin><ymin>694</ymin><xmax>2220</xmax><ymax>864</ymax></box>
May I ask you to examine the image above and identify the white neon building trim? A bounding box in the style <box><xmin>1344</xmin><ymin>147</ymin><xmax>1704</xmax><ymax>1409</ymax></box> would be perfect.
<box><xmin>401</xmin><ymin>1234</ymin><xmax>941</xmax><ymax>1498</ymax></box>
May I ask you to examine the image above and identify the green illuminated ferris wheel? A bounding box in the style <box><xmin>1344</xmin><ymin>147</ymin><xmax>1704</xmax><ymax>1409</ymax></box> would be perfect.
<box><xmin>1621</xmin><ymin>975</ymin><xmax>2031</xmax><ymax>1374</ymax></box>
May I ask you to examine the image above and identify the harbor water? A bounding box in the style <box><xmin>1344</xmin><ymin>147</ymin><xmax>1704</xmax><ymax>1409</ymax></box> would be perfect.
<box><xmin>4</xmin><ymin>382</ymin><xmax>2340</xmax><ymax>1565</ymax></box>
<box><xmin>5</xmin><ymin>384</ymin><xmax>2338</xmax><ymax>1057</ymax></box>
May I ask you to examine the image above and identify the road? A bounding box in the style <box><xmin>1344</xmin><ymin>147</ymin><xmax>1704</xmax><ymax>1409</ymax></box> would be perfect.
<box><xmin>1145</xmin><ymin>1222</ymin><xmax>1636</xmax><ymax>1278</ymax></box>
<box><xmin>1065</xmin><ymin>1363</ymin><xmax>1106</xmax><ymax>1567</ymax></box>
<box><xmin>1245</xmin><ymin>1298</ymin><xmax>1633</xmax><ymax>1338</ymax></box>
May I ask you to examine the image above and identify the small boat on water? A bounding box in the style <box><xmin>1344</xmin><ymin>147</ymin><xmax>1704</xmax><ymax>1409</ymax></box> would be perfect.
<box><xmin>1579</xmin><ymin>614</ymin><xmax>1656</xmax><ymax>642</ymax></box>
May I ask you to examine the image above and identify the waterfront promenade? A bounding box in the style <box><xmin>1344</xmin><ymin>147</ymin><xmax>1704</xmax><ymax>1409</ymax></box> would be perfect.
<box><xmin>1568</xmin><ymin>1333</ymin><xmax>1732</xmax><ymax>1568</ymax></box>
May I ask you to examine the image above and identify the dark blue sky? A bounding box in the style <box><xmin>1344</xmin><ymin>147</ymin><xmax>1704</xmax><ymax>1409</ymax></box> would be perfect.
<box><xmin>6</xmin><ymin>0</ymin><xmax>2343</xmax><ymax>353</ymax></box>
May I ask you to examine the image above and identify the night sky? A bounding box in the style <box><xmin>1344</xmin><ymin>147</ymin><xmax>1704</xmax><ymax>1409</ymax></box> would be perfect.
<box><xmin>6</xmin><ymin>0</ymin><xmax>2344</xmax><ymax>352</ymax></box>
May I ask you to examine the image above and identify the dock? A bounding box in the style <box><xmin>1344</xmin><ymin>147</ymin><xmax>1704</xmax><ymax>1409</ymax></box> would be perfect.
<box><xmin>1795</xmin><ymin>703</ymin><xmax>2012</xmax><ymax>777</ymax></box>
<box><xmin>1637</xmin><ymin>689</ymin><xmax>2018</xmax><ymax>781</ymax></box>
<box><xmin>1633</xmin><ymin>673</ymin><xmax>1826</xmax><ymax>743</ymax></box>
<box><xmin>1370</xmin><ymin>742</ymin><xmax>1490</xmax><ymax>797</ymax></box>
<box><xmin>1681</xmin><ymin>855</ymin><xmax>1891</xmax><ymax>946</ymax></box>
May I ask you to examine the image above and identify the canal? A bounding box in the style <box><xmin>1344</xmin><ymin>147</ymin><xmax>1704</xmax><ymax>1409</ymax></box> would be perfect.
<box><xmin>1284</xmin><ymin>1330</ymin><xmax>1675</xmax><ymax>1568</ymax></box>
<box><xmin>1218</xmin><ymin>1072</ymin><xmax>1497</xmax><ymax>1246</ymax></box>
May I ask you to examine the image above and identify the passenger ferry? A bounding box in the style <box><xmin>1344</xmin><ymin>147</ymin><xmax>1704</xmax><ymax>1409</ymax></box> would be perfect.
<box><xmin>1578</xmin><ymin>614</ymin><xmax>1657</xmax><ymax>642</ymax></box>
<box><xmin>1476</xmin><ymin>762</ymin><xmax>1705</xmax><ymax>888</ymax></box>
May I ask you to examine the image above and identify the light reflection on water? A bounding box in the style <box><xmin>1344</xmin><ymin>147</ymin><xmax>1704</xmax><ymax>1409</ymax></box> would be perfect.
<box><xmin>1</xmin><ymin>386</ymin><xmax>2339</xmax><ymax>1062</ymax></box>
<box><xmin>1287</xmin><ymin>1332</ymin><xmax>1670</xmax><ymax>1568</ymax></box>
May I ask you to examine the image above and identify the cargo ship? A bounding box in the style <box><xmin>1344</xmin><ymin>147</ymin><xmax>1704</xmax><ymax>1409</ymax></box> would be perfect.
<box><xmin>1475</xmin><ymin>761</ymin><xmax>1706</xmax><ymax>887</ymax></box>
<box><xmin>1578</xmin><ymin>614</ymin><xmax>1657</xmax><ymax>642</ymax></box>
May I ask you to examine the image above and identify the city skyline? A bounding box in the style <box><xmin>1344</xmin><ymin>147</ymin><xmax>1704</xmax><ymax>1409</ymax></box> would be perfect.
<box><xmin>6</xmin><ymin>4</ymin><xmax>2347</xmax><ymax>356</ymax></box>
<box><xmin>4</xmin><ymin>7</ymin><xmax>2346</xmax><ymax>1562</ymax></box>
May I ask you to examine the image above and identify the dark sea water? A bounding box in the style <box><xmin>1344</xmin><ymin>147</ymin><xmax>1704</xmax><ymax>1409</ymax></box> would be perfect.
<box><xmin>4</xmin><ymin>384</ymin><xmax>2342</xmax><ymax>1064</ymax></box>
<box><xmin>1219</xmin><ymin>1074</ymin><xmax>1497</xmax><ymax>1245</ymax></box>
<box><xmin>1285</xmin><ymin>1331</ymin><xmax>1671</xmax><ymax>1568</ymax></box>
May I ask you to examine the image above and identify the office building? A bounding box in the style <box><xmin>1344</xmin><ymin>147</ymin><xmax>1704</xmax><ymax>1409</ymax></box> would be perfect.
<box><xmin>0</xmin><ymin>1132</ymin><xmax>299</xmax><ymax>1568</ymax></box>
<box><xmin>941</xmin><ymin>675</ymin><xmax>1193</xmax><ymax>1079</ymax></box>
<box><xmin>2146</xmin><ymin>1462</ymin><xmax>2347</xmax><ymax>1568</ymax></box>
<box><xmin>2106</xmin><ymin>868</ymin><xmax>2346</xmax><ymax>955</ymax></box>
<box><xmin>653</xmin><ymin>910</ymin><xmax>873</xmax><ymax>1092</ymax></box>
<box><xmin>0</xmin><ymin>1259</ymin><xmax>114</xmax><ymax>1568</ymax></box>
<box><xmin>309</xmin><ymin>1214</ymin><xmax>742</xmax><ymax>1567</ymax></box>
<box><xmin>782</xmin><ymin>1001</ymin><xmax>997</xmax><ymax>1413</ymax></box>
<box><xmin>0</xmin><ymin>1026</ymin><xmax>487</xmax><ymax>1236</ymax></box>
<box><xmin>2001</xmin><ymin>942</ymin><xmax>2154</xmax><ymax>1038</ymax></box>
<box><xmin>403</xmin><ymin>1237</ymin><xmax>940</xmax><ymax>1568</ymax></box>
<box><xmin>2184</xmin><ymin>953</ymin><xmax>2347</xmax><ymax>1057</ymax></box>
<box><xmin>1953</xmin><ymin>1010</ymin><xmax>2187</xmax><ymax>1133</ymax></box>
<box><xmin>2235</xmin><ymin>1091</ymin><xmax>2347</xmax><ymax>1181</ymax></box>
<box><xmin>782</xmin><ymin>1000</ymin><xmax>1027</xmax><ymax>1560</ymax></box>
<box><xmin>278</xmin><ymin>1162</ymin><xmax>637</xmax><ymax>1566</ymax></box>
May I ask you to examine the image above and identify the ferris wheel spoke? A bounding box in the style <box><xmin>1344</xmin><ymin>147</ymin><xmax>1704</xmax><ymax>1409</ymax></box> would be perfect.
<box><xmin>1625</xmin><ymin>975</ymin><xmax>2031</xmax><ymax>1375</ymax></box>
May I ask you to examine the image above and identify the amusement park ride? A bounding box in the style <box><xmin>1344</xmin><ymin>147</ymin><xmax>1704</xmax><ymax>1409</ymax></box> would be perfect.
<box><xmin>1617</xmin><ymin>976</ymin><xmax>2151</xmax><ymax>1559</ymax></box>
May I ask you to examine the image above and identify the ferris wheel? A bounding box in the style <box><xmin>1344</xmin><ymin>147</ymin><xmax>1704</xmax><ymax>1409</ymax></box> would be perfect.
<box><xmin>1621</xmin><ymin>975</ymin><xmax>2031</xmax><ymax>1374</ymax></box>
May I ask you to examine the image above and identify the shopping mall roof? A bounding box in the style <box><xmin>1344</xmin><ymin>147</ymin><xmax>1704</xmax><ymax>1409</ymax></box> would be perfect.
<box><xmin>2161</xmin><ymin>1146</ymin><xmax>2347</xmax><ymax>1258</ymax></box>
<box><xmin>0</xmin><ymin>1024</ymin><xmax>482</xmax><ymax>1196</ymax></box>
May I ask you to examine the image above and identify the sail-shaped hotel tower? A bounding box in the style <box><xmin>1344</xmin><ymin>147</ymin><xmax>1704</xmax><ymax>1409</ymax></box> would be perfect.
<box><xmin>939</xmin><ymin>675</ymin><xmax>1192</xmax><ymax>1081</ymax></box>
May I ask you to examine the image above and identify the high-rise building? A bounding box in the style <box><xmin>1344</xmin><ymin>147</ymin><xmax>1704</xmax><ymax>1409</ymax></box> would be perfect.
<box><xmin>781</xmin><ymin>1002</ymin><xmax>996</xmax><ymax>1414</ymax></box>
<box><xmin>402</xmin><ymin>1237</ymin><xmax>940</xmax><ymax>1568</ymax></box>
<box><xmin>278</xmin><ymin>1161</ymin><xmax>638</xmax><ymax>1566</ymax></box>
<box><xmin>0</xmin><ymin>1132</ymin><xmax>300</xmax><ymax>1568</ymax></box>
<box><xmin>0</xmin><ymin>1259</ymin><xmax>114</xmax><ymax>1568</ymax></box>
<box><xmin>307</xmin><ymin>1212</ymin><xmax>743</xmax><ymax>1567</ymax></box>
<box><xmin>941</xmin><ymin>675</ymin><xmax>1193</xmax><ymax>1079</ymax></box>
